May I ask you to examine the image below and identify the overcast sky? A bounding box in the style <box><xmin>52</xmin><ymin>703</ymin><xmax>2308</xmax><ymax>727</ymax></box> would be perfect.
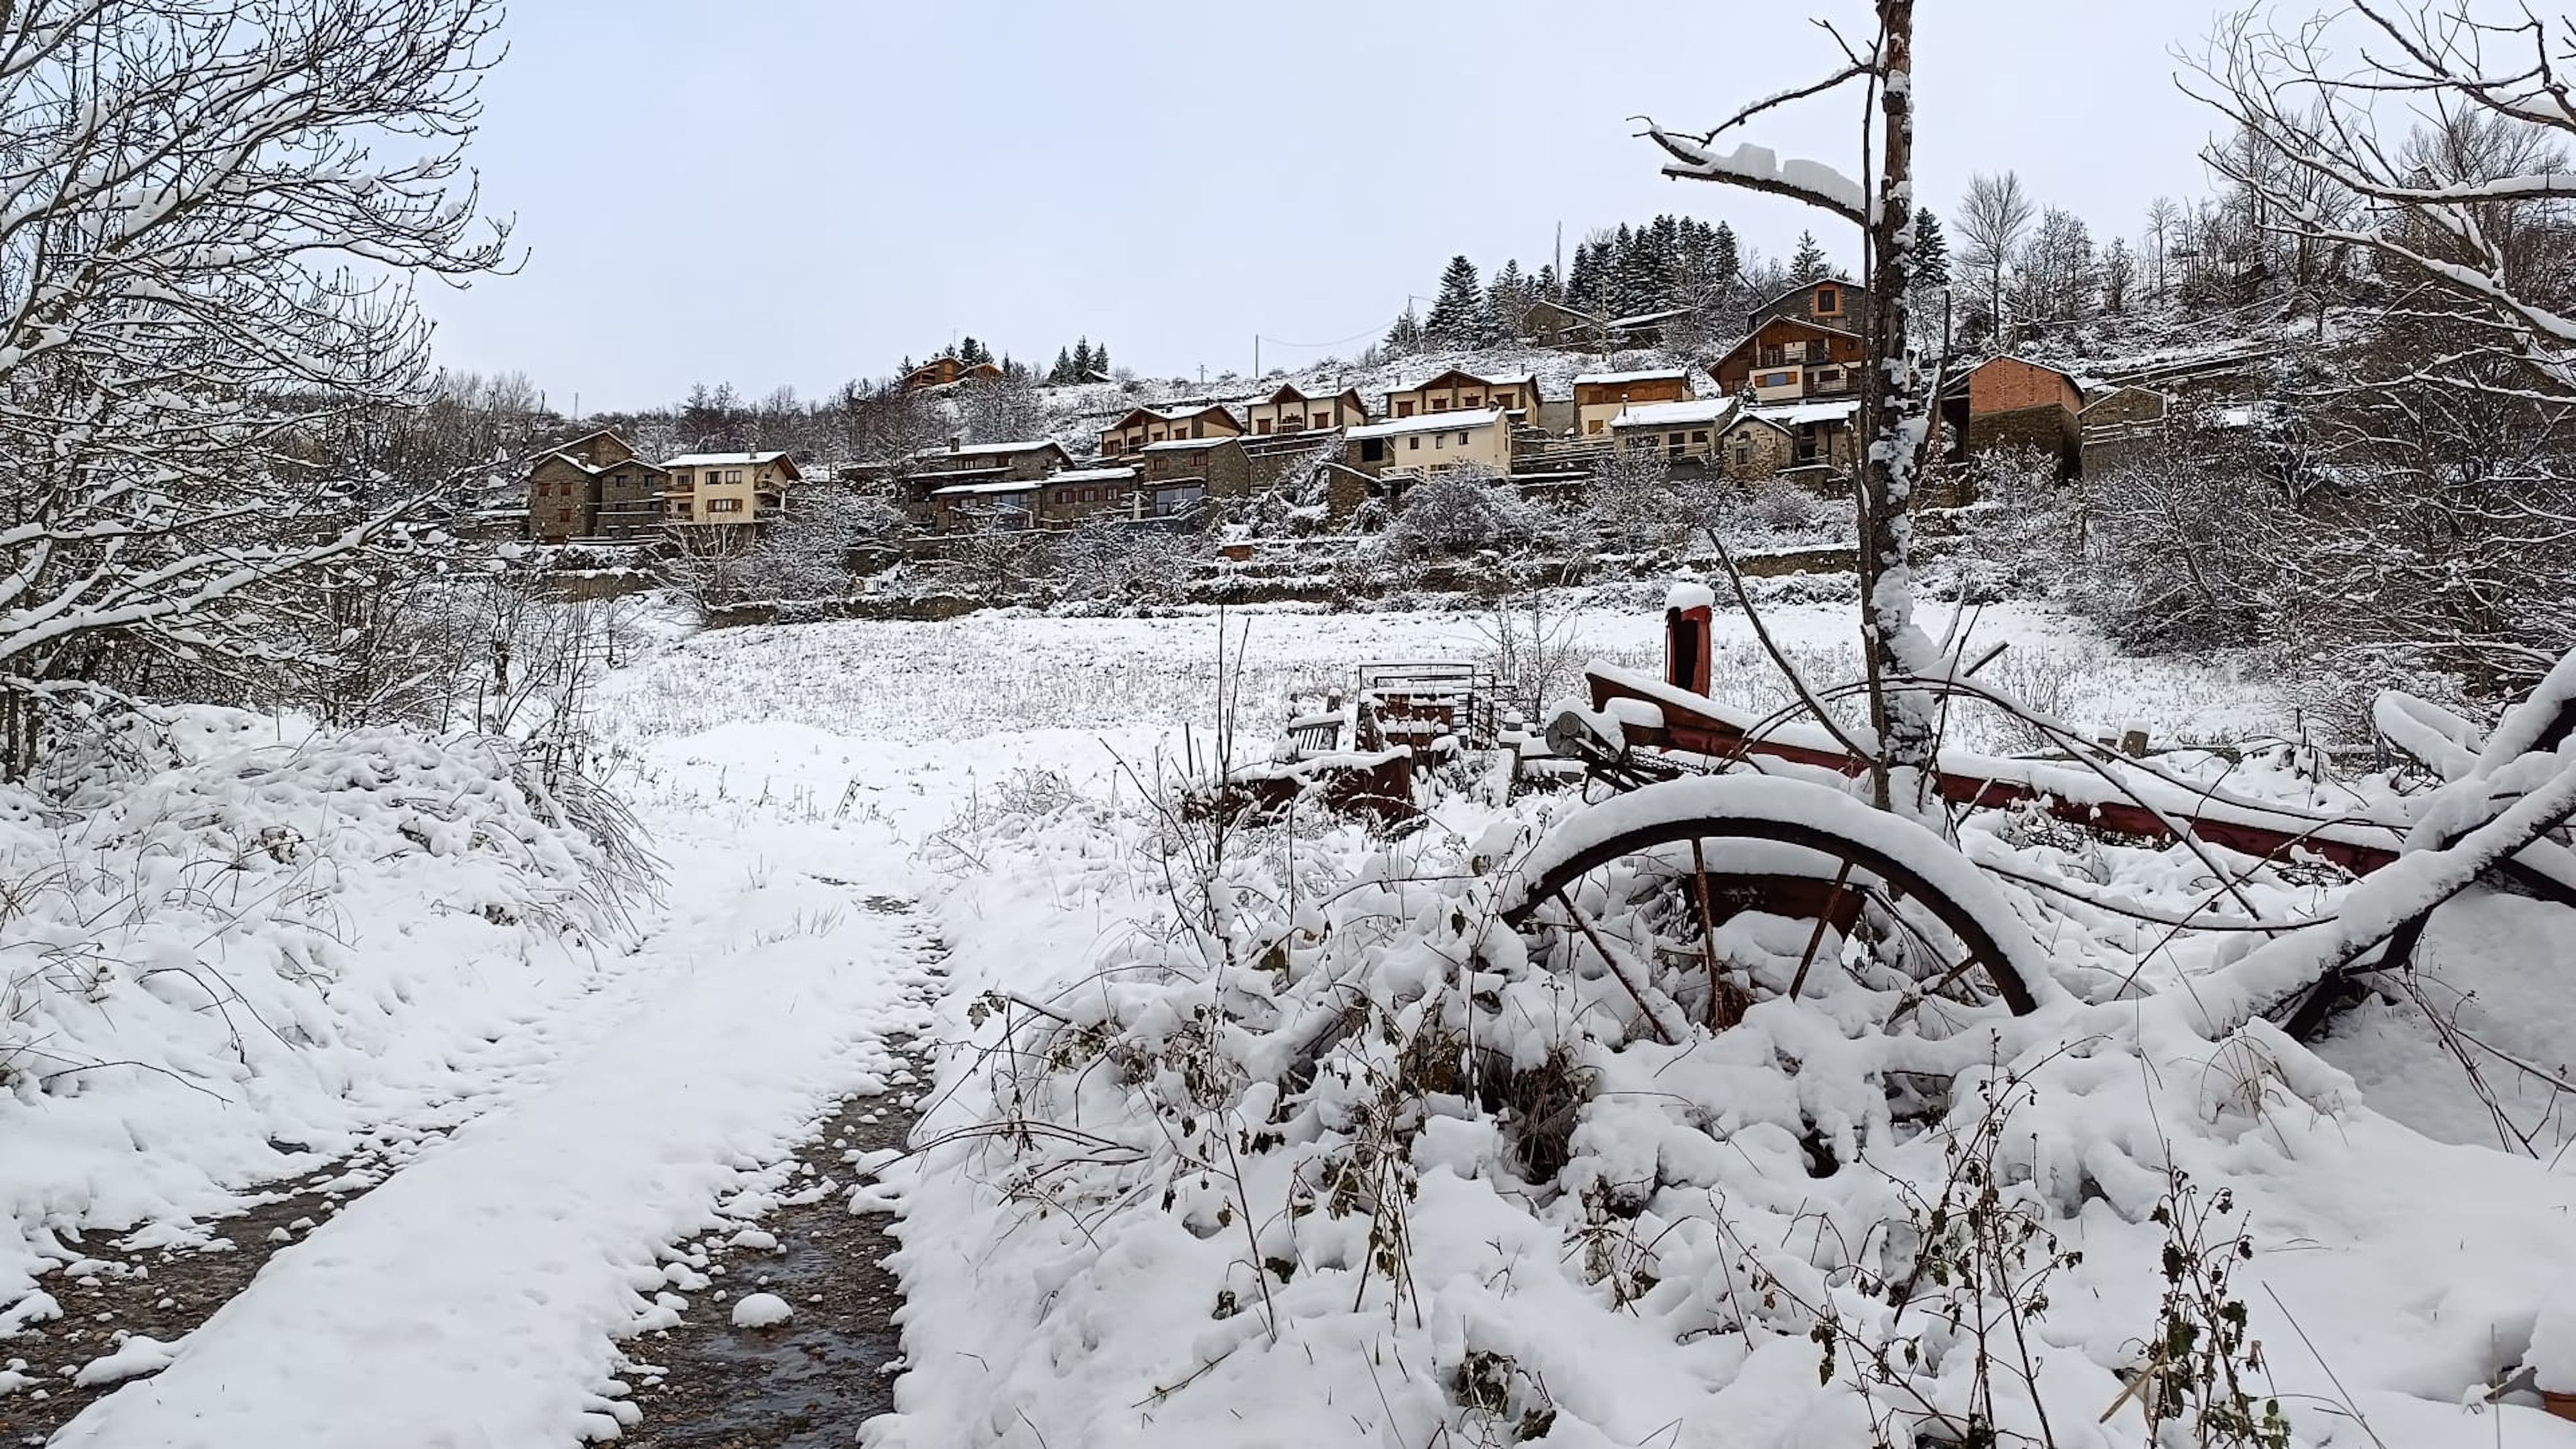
<box><xmin>423</xmin><ymin>2</ymin><xmax>2246</xmax><ymax>412</ymax></box>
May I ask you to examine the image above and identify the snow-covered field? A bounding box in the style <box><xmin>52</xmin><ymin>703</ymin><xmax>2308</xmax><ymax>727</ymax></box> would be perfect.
<box><xmin>7</xmin><ymin>595</ymin><xmax>2569</xmax><ymax>1447</ymax></box>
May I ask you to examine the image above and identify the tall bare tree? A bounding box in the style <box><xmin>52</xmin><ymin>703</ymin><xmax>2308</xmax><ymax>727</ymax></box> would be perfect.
<box><xmin>1644</xmin><ymin>1</ymin><xmax>1949</xmax><ymax>815</ymax></box>
<box><xmin>0</xmin><ymin>0</ymin><xmax>512</xmax><ymax>770</ymax></box>
<box><xmin>1956</xmin><ymin>171</ymin><xmax>2036</xmax><ymax>339</ymax></box>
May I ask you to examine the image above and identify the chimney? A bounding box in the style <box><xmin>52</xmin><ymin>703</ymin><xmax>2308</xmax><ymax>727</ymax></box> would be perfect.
<box><xmin>948</xmin><ymin>436</ymin><xmax>962</xmax><ymax>453</ymax></box>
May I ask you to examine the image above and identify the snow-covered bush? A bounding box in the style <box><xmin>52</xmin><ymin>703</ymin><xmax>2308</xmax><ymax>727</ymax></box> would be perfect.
<box><xmin>0</xmin><ymin>706</ymin><xmax>658</xmax><ymax>1298</ymax></box>
<box><xmin>1386</xmin><ymin>468</ymin><xmax>1538</xmax><ymax>558</ymax></box>
<box><xmin>1741</xmin><ymin>476</ymin><xmax>1826</xmax><ymax>532</ymax></box>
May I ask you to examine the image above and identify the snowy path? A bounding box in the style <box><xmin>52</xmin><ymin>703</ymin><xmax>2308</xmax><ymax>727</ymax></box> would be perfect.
<box><xmin>51</xmin><ymin>829</ymin><xmax>938</xmax><ymax>1449</ymax></box>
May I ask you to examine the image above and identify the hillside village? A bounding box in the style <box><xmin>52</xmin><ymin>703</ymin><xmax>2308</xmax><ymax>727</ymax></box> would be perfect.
<box><xmin>12</xmin><ymin>2</ymin><xmax>2576</xmax><ymax>1448</ymax></box>
<box><xmin>508</xmin><ymin>271</ymin><xmax>2284</xmax><ymax>577</ymax></box>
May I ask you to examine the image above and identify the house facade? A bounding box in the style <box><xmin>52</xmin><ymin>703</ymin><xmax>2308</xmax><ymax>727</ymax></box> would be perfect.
<box><xmin>929</xmin><ymin>481</ymin><xmax>1040</xmax><ymax>533</ymax></box>
<box><xmin>525</xmin><ymin>429</ymin><xmax>639</xmax><ymax>543</ymax></box>
<box><xmin>1245</xmin><ymin>385</ymin><xmax>1368</xmax><ymax>436</ymax></box>
<box><xmin>1573</xmin><ymin>369</ymin><xmax>1692</xmax><ymax>437</ymax></box>
<box><xmin>663</xmin><ymin>451</ymin><xmax>800</xmax><ymax>526</ymax></box>
<box><xmin>1343</xmin><ymin>409</ymin><xmax>1513</xmax><ymax>479</ymax></box>
<box><xmin>593</xmin><ymin>456</ymin><xmax>672</xmax><ymax>538</ymax></box>
<box><xmin>1749</xmin><ymin>277</ymin><xmax>1864</xmax><ymax>333</ymax></box>
<box><xmin>1038</xmin><ymin>466</ymin><xmax>1144</xmax><ymax>526</ymax></box>
<box><xmin>902</xmin><ymin>357</ymin><xmax>1003</xmax><ymax>391</ymax></box>
<box><xmin>1609</xmin><ymin>399</ymin><xmax>1734</xmax><ymax>465</ymax></box>
<box><xmin>2077</xmin><ymin>385</ymin><xmax>2170</xmax><ymax>478</ymax></box>
<box><xmin>1713</xmin><ymin>317</ymin><xmax>1866</xmax><ymax>403</ymax></box>
<box><xmin>1136</xmin><ymin>437</ymin><xmax>1251</xmax><ymax>507</ymax></box>
<box><xmin>1381</xmin><ymin>370</ymin><xmax>1539</xmax><ymax>421</ymax></box>
<box><xmin>1960</xmin><ymin>356</ymin><xmax>2084</xmax><ymax>476</ymax></box>
<box><xmin>1743</xmin><ymin>399</ymin><xmax>1860</xmax><ymax>483</ymax></box>
<box><xmin>1099</xmin><ymin>405</ymin><xmax>1243</xmax><ymax>458</ymax></box>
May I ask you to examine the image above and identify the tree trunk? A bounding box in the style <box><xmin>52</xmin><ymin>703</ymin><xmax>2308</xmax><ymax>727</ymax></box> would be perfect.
<box><xmin>1856</xmin><ymin>0</ymin><xmax>1936</xmax><ymax>816</ymax></box>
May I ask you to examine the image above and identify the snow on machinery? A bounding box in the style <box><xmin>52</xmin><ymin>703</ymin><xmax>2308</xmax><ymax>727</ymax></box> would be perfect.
<box><xmin>1519</xmin><ymin>582</ymin><xmax>2576</xmax><ymax>1045</ymax></box>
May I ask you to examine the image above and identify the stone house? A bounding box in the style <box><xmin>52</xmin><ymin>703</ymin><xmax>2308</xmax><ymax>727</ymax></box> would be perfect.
<box><xmin>1954</xmin><ymin>356</ymin><xmax>2084</xmax><ymax>477</ymax></box>
<box><xmin>1712</xmin><ymin>317</ymin><xmax>1865</xmax><ymax>403</ymax></box>
<box><xmin>1097</xmin><ymin>404</ymin><xmax>1243</xmax><ymax>459</ymax></box>
<box><xmin>1245</xmin><ymin>384</ymin><xmax>1368</xmax><ymax>436</ymax></box>
<box><xmin>663</xmin><ymin>450</ymin><xmax>801</xmax><ymax>526</ymax></box>
<box><xmin>1135</xmin><ymin>437</ymin><xmax>1250</xmax><ymax>517</ymax></box>
<box><xmin>2078</xmin><ymin>385</ymin><xmax>2171</xmax><ymax>478</ymax></box>
<box><xmin>1714</xmin><ymin>413</ymin><xmax>1799</xmax><ymax>481</ymax></box>
<box><xmin>1573</xmin><ymin>369</ymin><xmax>1693</xmax><ymax>437</ymax></box>
<box><xmin>593</xmin><ymin>456</ymin><xmax>673</xmax><ymax>538</ymax></box>
<box><xmin>1036</xmin><ymin>466</ymin><xmax>1144</xmax><ymax>526</ymax></box>
<box><xmin>1343</xmin><ymin>409</ymin><xmax>1513</xmax><ymax>479</ymax></box>
<box><xmin>900</xmin><ymin>440</ymin><xmax>1073</xmax><ymax>518</ymax></box>
<box><xmin>1380</xmin><ymin>369</ymin><xmax>1539</xmax><ymax>421</ymax></box>
<box><xmin>1748</xmin><ymin>277</ymin><xmax>1865</xmax><ymax>333</ymax></box>
<box><xmin>928</xmin><ymin>481</ymin><xmax>1040</xmax><ymax>533</ymax></box>
<box><xmin>1609</xmin><ymin>399</ymin><xmax>1735</xmax><ymax>466</ymax></box>
<box><xmin>525</xmin><ymin>429</ymin><xmax>639</xmax><ymax>543</ymax></box>
<box><xmin>1743</xmin><ymin>399</ymin><xmax>1860</xmax><ymax>485</ymax></box>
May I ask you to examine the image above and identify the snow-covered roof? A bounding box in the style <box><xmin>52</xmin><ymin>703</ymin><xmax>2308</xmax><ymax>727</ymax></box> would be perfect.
<box><xmin>1609</xmin><ymin>309</ymin><xmax>1693</xmax><ymax>329</ymax></box>
<box><xmin>929</xmin><ymin>481</ymin><xmax>1041</xmax><ymax>497</ymax></box>
<box><xmin>1346</xmin><ymin>409</ymin><xmax>1506</xmax><ymax>441</ymax></box>
<box><xmin>1611</xmin><ymin>399</ymin><xmax>1735</xmax><ymax>429</ymax></box>
<box><xmin>909</xmin><ymin>441</ymin><xmax>1062</xmax><ymax>461</ymax></box>
<box><xmin>1140</xmin><ymin>437</ymin><xmax>1237</xmax><ymax>453</ymax></box>
<box><xmin>1746</xmin><ymin>399</ymin><xmax>1861</xmax><ymax>428</ymax></box>
<box><xmin>1574</xmin><ymin>368</ymin><xmax>1691</xmax><ymax>387</ymax></box>
<box><xmin>1047</xmin><ymin>466</ymin><xmax>1138</xmax><ymax>484</ymax></box>
<box><xmin>661</xmin><ymin>452</ymin><xmax>789</xmax><ymax>467</ymax></box>
<box><xmin>1391</xmin><ymin>369</ymin><xmax>1538</xmax><ymax>395</ymax></box>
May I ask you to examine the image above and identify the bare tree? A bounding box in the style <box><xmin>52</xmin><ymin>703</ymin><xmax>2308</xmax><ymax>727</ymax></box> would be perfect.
<box><xmin>2189</xmin><ymin>4</ymin><xmax>2576</xmax><ymax>392</ymax></box>
<box><xmin>2145</xmin><ymin>195</ymin><xmax>2183</xmax><ymax>305</ymax></box>
<box><xmin>0</xmin><ymin>0</ymin><xmax>512</xmax><ymax>771</ymax></box>
<box><xmin>1956</xmin><ymin>171</ymin><xmax>2037</xmax><ymax>339</ymax></box>
<box><xmin>1644</xmin><ymin>2</ymin><xmax>1951</xmax><ymax>815</ymax></box>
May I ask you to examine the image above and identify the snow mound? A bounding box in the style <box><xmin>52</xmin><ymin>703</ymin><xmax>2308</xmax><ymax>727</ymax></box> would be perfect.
<box><xmin>0</xmin><ymin>707</ymin><xmax>658</xmax><ymax>1303</ymax></box>
<box><xmin>730</xmin><ymin>1292</ymin><xmax>793</xmax><ymax>1328</ymax></box>
<box><xmin>72</xmin><ymin>1331</ymin><xmax>181</xmax><ymax>1387</ymax></box>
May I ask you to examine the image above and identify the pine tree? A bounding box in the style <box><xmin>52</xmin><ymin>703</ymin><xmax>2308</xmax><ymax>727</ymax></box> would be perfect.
<box><xmin>1486</xmin><ymin>258</ymin><xmax>1530</xmax><ymax>341</ymax></box>
<box><xmin>1535</xmin><ymin>262</ymin><xmax>1561</xmax><ymax>301</ymax></box>
<box><xmin>1565</xmin><ymin>241</ymin><xmax>1603</xmax><ymax>315</ymax></box>
<box><xmin>1788</xmin><ymin>231</ymin><xmax>1833</xmax><ymax>282</ymax></box>
<box><xmin>1072</xmin><ymin>338</ymin><xmax>1093</xmax><ymax>378</ymax></box>
<box><xmin>1709</xmin><ymin>221</ymin><xmax>1740</xmax><ymax>286</ymax></box>
<box><xmin>1424</xmin><ymin>254</ymin><xmax>1488</xmax><ymax>346</ymax></box>
<box><xmin>1911</xmin><ymin>207</ymin><xmax>1950</xmax><ymax>292</ymax></box>
<box><xmin>1090</xmin><ymin>342</ymin><xmax>1109</xmax><ymax>376</ymax></box>
<box><xmin>1049</xmin><ymin>347</ymin><xmax>1072</xmax><ymax>384</ymax></box>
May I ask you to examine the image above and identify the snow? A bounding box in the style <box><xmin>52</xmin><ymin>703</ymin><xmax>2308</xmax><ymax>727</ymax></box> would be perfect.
<box><xmin>1747</xmin><ymin>397</ymin><xmax>1862</xmax><ymax>427</ymax></box>
<box><xmin>1651</xmin><ymin>134</ymin><xmax>1870</xmax><ymax>220</ymax></box>
<box><xmin>730</xmin><ymin>1292</ymin><xmax>794</xmax><ymax>1329</ymax></box>
<box><xmin>1571</xmin><ymin>367</ymin><xmax>1691</xmax><ymax>386</ymax></box>
<box><xmin>14</xmin><ymin>594</ymin><xmax>2570</xmax><ymax>1449</ymax></box>
<box><xmin>72</xmin><ymin>1332</ymin><xmax>180</xmax><ymax>1388</ymax></box>
<box><xmin>51</xmin><ymin>825</ymin><xmax>932</xmax><ymax>1447</ymax></box>
<box><xmin>660</xmin><ymin>451</ymin><xmax>789</xmax><ymax>467</ymax></box>
<box><xmin>1500</xmin><ymin>774</ymin><xmax>2063</xmax><ymax>1009</ymax></box>
<box><xmin>1344</xmin><ymin>408</ymin><xmax>1506</xmax><ymax>441</ymax></box>
<box><xmin>1611</xmin><ymin>397</ymin><xmax>1735</xmax><ymax>428</ymax></box>
<box><xmin>1041</xmin><ymin>466</ymin><xmax>1137</xmax><ymax>484</ymax></box>
<box><xmin>927</xmin><ymin>479</ymin><xmax>1040</xmax><ymax>496</ymax></box>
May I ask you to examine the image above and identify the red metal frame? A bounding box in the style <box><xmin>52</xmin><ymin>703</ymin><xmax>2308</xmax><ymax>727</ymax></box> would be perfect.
<box><xmin>1585</xmin><ymin>666</ymin><xmax>2403</xmax><ymax>876</ymax></box>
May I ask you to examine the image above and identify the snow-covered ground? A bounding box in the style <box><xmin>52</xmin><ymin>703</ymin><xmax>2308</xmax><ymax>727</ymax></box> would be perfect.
<box><xmin>9</xmin><ymin>594</ymin><xmax>2568</xmax><ymax>1447</ymax></box>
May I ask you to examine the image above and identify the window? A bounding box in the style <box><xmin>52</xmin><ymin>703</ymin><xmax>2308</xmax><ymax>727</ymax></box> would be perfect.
<box><xmin>1734</xmin><ymin>441</ymin><xmax>1753</xmax><ymax>465</ymax></box>
<box><xmin>1409</xmin><ymin>436</ymin><xmax>1421</xmax><ymax>450</ymax></box>
<box><xmin>1430</xmin><ymin>398</ymin><xmax>1449</xmax><ymax>411</ymax></box>
<box><xmin>1360</xmin><ymin>438</ymin><xmax>1386</xmax><ymax>463</ymax></box>
<box><xmin>1103</xmin><ymin>438</ymin><xmax>1121</xmax><ymax>455</ymax></box>
<box><xmin>709</xmin><ymin>497</ymin><xmax>743</xmax><ymax>513</ymax></box>
<box><xmin>1082</xmin><ymin>488</ymin><xmax>1098</xmax><ymax>502</ymax></box>
<box><xmin>1435</xmin><ymin>433</ymin><xmax>1447</xmax><ymax>449</ymax></box>
<box><xmin>1692</xmin><ymin>430</ymin><xmax>1710</xmax><ymax>443</ymax></box>
<box><xmin>1668</xmin><ymin>432</ymin><xmax>1684</xmax><ymax>447</ymax></box>
<box><xmin>1395</xmin><ymin>401</ymin><xmax>1415</xmax><ymax>417</ymax></box>
<box><xmin>1255</xmin><ymin>418</ymin><xmax>1272</xmax><ymax>435</ymax></box>
<box><xmin>1463</xmin><ymin>395</ymin><xmax>1482</xmax><ymax>408</ymax></box>
<box><xmin>1586</xmin><ymin>420</ymin><xmax>1603</xmax><ymax>435</ymax></box>
<box><xmin>1309</xmin><ymin>414</ymin><xmax>1326</xmax><ymax>429</ymax></box>
<box><xmin>1816</xmin><ymin>286</ymin><xmax>1838</xmax><ymax>314</ymax></box>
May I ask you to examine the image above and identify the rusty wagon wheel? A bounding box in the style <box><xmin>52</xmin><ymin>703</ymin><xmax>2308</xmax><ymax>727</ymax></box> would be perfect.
<box><xmin>1497</xmin><ymin>777</ymin><xmax>2057</xmax><ymax>1043</ymax></box>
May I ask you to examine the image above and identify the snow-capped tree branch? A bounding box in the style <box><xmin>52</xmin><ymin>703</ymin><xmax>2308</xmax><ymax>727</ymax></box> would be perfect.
<box><xmin>0</xmin><ymin>0</ymin><xmax>513</xmax><ymax>771</ymax></box>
